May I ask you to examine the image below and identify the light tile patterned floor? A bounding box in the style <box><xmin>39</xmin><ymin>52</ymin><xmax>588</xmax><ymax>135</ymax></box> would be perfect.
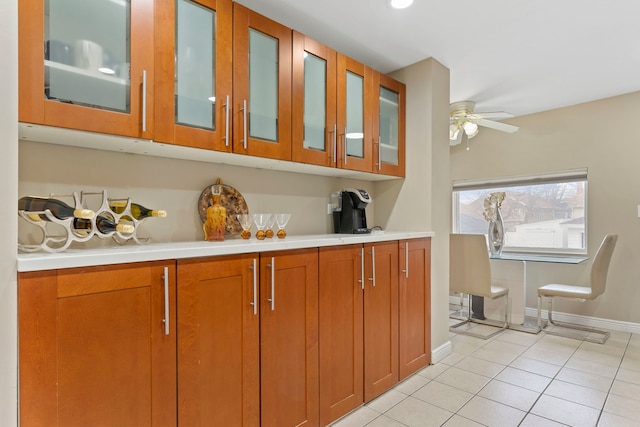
<box><xmin>329</xmin><ymin>323</ymin><xmax>640</xmax><ymax>427</ymax></box>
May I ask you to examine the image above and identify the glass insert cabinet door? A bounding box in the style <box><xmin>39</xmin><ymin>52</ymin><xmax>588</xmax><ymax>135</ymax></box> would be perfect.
<box><xmin>373</xmin><ymin>72</ymin><xmax>406</xmax><ymax>177</ymax></box>
<box><xmin>337</xmin><ymin>54</ymin><xmax>372</xmax><ymax>172</ymax></box>
<box><xmin>19</xmin><ymin>0</ymin><xmax>154</xmax><ymax>137</ymax></box>
<box><xmin>154</xmin><ymin>0</ymin><xmax>233</xmax><ymax>151</ymax></box>
<box><xmin>233</xmin><ymin>4</ymin><xmax>292</xmax><ymax>161</ymax></box>
<box><xmin>45</xmin><ymin>0</ymin><xmax>131</xmax><ymax>113</ymax></box>
<box><xmin>291</xmin><ymin>32</ymin><xmax>337</xmax><ymax>167</ymax></box>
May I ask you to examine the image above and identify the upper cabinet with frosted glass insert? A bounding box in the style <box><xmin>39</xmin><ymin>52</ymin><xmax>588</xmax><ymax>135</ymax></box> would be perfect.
<box><xmin>372</xmin><ymin>72</ymin><xmax>405</xmax><ymax>177</ymax></box>
<box><xmin>19</xmin><ymin>0</ymin><xmax>154</xmax><ymax>139</ymax></box>
<box><xmin>291</xmin><ymin>32</ymin><xmax>337</xmax><ymax>167</ymax></box>
<box><xmin>233</xmin><ymin>4</ymin><xmax>292</xmax><ymax>161</ymax></box>
<box><xmin>155</xmin><ymin>0</ymin><xmax>233</xmax><ymax>151</ymax></box>
<box><xmin>337</xmin><ymin>55</ymin><xmax>374</xmax><ymax>173</ymax></box>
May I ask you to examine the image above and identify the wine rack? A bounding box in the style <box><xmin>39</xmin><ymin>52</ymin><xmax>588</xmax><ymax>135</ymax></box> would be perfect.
<box><xmin>18</xmin><ymin>190</ymin><xmax>153</xmax><ymax>253</ymax></box>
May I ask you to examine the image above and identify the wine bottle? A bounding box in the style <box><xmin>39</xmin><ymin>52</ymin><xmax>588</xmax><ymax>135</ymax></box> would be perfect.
<box><xmin>19</xmin><ymin>196</ymin><xmax>95</xmax><ymax>221</ymax></box>
<box><xmin>74</xmin><ymin>215</ymin><xmax>135</xmax><ymax>234</ymax></box>
<box><xmin>109</xmin><ymin>201</ymin><xmax>167</xmax><ymax>220</ymax></box>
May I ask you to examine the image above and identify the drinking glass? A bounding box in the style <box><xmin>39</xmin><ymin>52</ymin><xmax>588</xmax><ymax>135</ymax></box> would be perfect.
<box><xmin>274</xmin><ymin>213</ymin><xmax>291</xmax><ymax>238</ymax></box>
<box><xmin>252</xmin><ymin>213</ymin><xmax>272</xmax><ymax>240</ymax></box>
<box><xmin>265</xmin><ymin>214</ymin><xmax>276</xmax><ymax>238</ymax></box>
<box><xmin>237</xmin><ymin>214</ymin><xmax>252</xmax><ymax>239</ymax></box>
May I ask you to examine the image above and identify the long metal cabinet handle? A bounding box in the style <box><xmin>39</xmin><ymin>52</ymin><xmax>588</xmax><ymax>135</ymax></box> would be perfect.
<box><xmin>267</xmin><ymin>257</ymin><xmax>275</xmax><ymax>310</ymax></box>
<box><xmin>223</xmin><ymin>94</ymin><xmax>230</xmax><ymax>147</ymax></box>
<box><xmin>142</xmin><ymin>70</ymin><xmax>147</xmax><ymax>132</ymax></box>
<box><xmin>402</xmin><ymin>241</ymin><xmax>409</xmax><ymax>278</ymax></box>
<box><xmin>332</xmin><ymin>124</ymin><xmax>337</xmax><ymax>164</ymax></box>
<box><xmin>343</xmin><ymin>128</ymin><xmax>347</xmax><ymax>164</ymax></box>
<box><xmin>240</xmin><ymin>99</ymin><xmax>248</xmax><ymax>149</ymax></box>
<box><xmin>369</xmin><ymin>246</ymin><xmax>376</xmax><ymax>286</ymax></box>
<box><xmin>376</xmin><ymin>136</ymin><xmax>381</xmax><ymax>171</ymax></box>
<box><xmin>162</xmin><ymin>266</ymin><xmax>169</xmax><ymax>335</ymax></box>
<box><xmin>358</xmin><ymin>247</ymin><xmax>364</xmax><ymax>290</ymax></box>
<box><xmin>249</xmin><ymin>258</ymin><xmax>257</xmax><ymax>315</ymax></box>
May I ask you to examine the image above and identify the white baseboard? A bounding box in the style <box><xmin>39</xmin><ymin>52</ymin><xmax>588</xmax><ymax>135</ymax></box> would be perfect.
<box><xmin>525</xmin><ymin>307</ymin><xmax>640</xmax><ymax>335</ymax></box>
<box><xmin>431</xmin><ymin>340</ymin><xmax>452</xmax><ymax>364</ymax></box>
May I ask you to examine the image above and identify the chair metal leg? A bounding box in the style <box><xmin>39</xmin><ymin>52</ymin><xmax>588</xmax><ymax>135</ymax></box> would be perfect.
<box><xmin>539</xmin><ymin>296</ymin><xmax>610</xmax><ymax>344</ymax></box>
<box><xmin>449</xmin><ymin>293</ymin><xmax>508</xmax><ymax>340</ymax></box>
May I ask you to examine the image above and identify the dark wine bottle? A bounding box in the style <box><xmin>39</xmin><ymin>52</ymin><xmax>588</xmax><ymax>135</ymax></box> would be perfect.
<box><xmin>109</xmin><ymin>201</ymin><xmax>167</xmax><ymax>219</ymax></box>
<box><xmin>19</xmin><ymin>196</ymin><xmax>95</xmax><ymax>221</ymax></box>
<box><xmin>74</xmin><ymin>215</ymin><xmax>135</xmax><ymax>234</ymax></box>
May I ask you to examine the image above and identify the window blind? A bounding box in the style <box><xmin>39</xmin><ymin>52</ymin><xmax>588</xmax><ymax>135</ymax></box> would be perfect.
<box><xmin>452</xmin><ymin>168</ymin><xmax>588</xmax><ymax>192</ymax></box>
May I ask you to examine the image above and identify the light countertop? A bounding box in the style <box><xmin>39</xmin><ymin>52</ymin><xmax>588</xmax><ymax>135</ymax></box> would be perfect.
<box><xmin>17</xmin><ymin>231</ymin><xmax>434</xmax><ymax>272</ymax></box>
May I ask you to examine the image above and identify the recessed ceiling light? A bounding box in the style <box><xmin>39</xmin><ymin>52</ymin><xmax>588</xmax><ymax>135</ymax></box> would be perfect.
<box><xmin>390</xmin><ymin>0</ymin><xmax>414</xmax><ymax>9</ymax></box>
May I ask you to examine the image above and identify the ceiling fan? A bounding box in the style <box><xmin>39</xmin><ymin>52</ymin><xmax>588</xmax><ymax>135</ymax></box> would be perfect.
<box><xmin>449</xmin><ymin>101</ymin><xmax>519</xmax><ymax>147</ymax></box>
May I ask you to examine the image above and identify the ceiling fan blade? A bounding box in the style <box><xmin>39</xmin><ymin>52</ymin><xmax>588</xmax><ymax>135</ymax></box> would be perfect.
<box><xmin>473</xmin><ymin>111</ymin><xmax>514</xmax><ymax>120</ymax></box>
<box><xmin>475</xmin><ymin>118</ymin><xmax>519</xmax><ymax>133</ymax></box>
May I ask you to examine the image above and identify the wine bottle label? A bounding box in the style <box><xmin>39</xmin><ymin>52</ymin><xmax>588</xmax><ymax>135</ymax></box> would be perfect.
<box><xmin>27</xmin><ymin>213</ymin><xmax>44</xmax><ymax>222</ymax></box>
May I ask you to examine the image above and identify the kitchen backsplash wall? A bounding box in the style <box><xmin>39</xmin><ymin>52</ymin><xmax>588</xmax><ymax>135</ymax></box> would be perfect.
<box><xmin>18</xmin><ymin>140</ymin><xmax>376</xmax><ymax>245</ymax></box>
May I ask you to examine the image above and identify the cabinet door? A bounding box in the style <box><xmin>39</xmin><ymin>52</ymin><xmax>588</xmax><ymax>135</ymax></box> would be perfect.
<box><xmin>292</xmin><ymin>31</ymin><xmax>337</xmax><ymax>167</ymax></box>
<box><xmin>260</xmin><ymin>249</ymin><xmax>319</xmax><ymax>427</ymax></box>
<box><xmin>177</xmin><ymin>254</ymin><xmax>260</xmax><ymax>426</ymax></box>
<box><xmin>363</xmin><ymin>241</ymin><xmax>399</xmax><ymax>401</ymax></box>
<box><xmin>399</xmin><ymin>238</ymin><xmax>431</xmax><ymax>380</ymax></box>
<box><xmin>155</xmin><ymin>0</ymin><xmax>233</xmax><ymax>151</ymax></box>
<box><xmin>319</xmin><ymin>245</ymin><xmax>364</xmax><ymax>425</ymax></box>
<box><xmin>233</xmin><ymin>4</ymin><xmax>292</xmax><ymax>160</ymax></box>
<box><xmin>337</xmin><ymin>54</ymin><xmax>374</xmax><ymax>173</ymax></box>
<box><xmin>18</xmin><ymin>262</ymin><xmax>176</xmax><ymax>427</ymax></box>
<box><xmin>19</xmin><ymin>0</ymin><xmax>154</xmax><ymax>139</ymax></box>
<box><xmin>372</xmin><ymin>72</ymin><xmax>406</xmax><ymax>177</ymax></box>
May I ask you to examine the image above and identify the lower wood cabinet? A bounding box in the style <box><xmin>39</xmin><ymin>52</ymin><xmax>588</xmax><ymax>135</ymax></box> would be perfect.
<box><xmin>18</xmin><ymin>261</ymin><xmax>177</xmax><ymax>427</ymax></box>
<box><xmin>177</xmin><ymin>248</ymin><xmax>319</xmax><ymax>427</ymax></box>
<box><xmin>18</xmin><ymin>239</ymin><xmax>428</xmax><ymax>427</ymax></box>
<box><xmin>399</xmin><ymin>238</ymin><xmax>432</xmax><ymax>380</ymax></box>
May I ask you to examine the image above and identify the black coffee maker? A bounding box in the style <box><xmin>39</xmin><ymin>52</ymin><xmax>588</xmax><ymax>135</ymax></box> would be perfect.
<box><xmin>333</xmin><ymin>189</ymin><xmax>372</xmax><ymax>234</ymax></box>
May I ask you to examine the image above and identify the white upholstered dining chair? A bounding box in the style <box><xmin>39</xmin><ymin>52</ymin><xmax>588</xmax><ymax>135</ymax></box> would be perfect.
<box><xmin>537</xmin><ymin>234</ymin><xmax>618</xmax><ymax>344</ymax></box>
<box><xmin>449</xmin><ymin>233</ymin><xmax>509</xmax><ymax>339</ymax></box>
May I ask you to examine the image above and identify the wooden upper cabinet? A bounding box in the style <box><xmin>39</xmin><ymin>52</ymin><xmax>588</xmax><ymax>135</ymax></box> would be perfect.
<box><xmin>233</xmin><ymin>4</ymin><xmax>292</xmax><ymax>161</ymax></box>
<box><xmin>155</xmin><ymin>0</ymin><xmax>233</xmax><ymax>151</ymax></box>
<box><xmin>337</xmin><ymin>54</ymin><xmax>374</xmax><ymax>173</ymax></box>
<box><xmin>18</xmin><ymin>0</ymin><xmax>154</xmax><ymax>139</ymax></box>
<box><xmin>18</xmin><ymin>262</ymin><xmax>177</xmax><ymax>427</ymax></box>
<box><xmin>291</xmin><ymin>32</ymin><xmax>337</xmax><ymax>167</ymax></box>
<box><xmin>372</xmin><ymin>71</ymin><xmax>406</xmax><ymax>177</ymax></box>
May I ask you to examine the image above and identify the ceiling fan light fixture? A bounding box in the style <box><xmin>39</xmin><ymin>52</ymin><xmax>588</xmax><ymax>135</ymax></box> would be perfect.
<box><xmin>389</xmin><ymin>0</ymin><xmax>414</xmax><ymax>9</ymax></box>
<box><xmin>463</xmin><ymin>121</ymin><xmax>479</xmax><ymax>138</ymax></box>
<box><xmin>449</xmin><ymin>123</ymin><xmax>460</xmax><ymax>140</ymax></box>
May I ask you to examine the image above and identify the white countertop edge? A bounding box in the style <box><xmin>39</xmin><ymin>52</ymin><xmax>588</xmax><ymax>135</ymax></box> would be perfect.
<box><xmin>17</xmin><ymin>231</ymin><xmax>434</xmax><ymax>272</ymax></box>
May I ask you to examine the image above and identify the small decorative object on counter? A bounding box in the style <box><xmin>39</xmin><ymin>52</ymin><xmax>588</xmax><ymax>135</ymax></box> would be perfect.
<box><xmin>252</xmin><ymin>213</ymin><xmax>271</xmax><ymax>240</ymax></box>
<box><xmin>274</xmin><ymin>213</ymin><xmax>291</xmax><ymax>239</ymax></box>
<box><xmin>198</xmin><ymin>178</ymin><xmax>248</xmax><ymax>236</ymax></box>
<box><xmin>18</xmin><ymin>190</ymin><xmax>164</xmax><ymax>253</ymax></box>
<box><xmin>203</xmin><ymin>184</ymin><xmax>227</xmax><ymax>242</ymax></box>
<box><xmin>265</xmin><ymin>214</ymin><xmax>276</xmax><ymax>238</ymax></box>
<box><xmin>482</xmin><ymin>191</ymin><xmax>506</xmax><ymax>255</ymax></box>
<box><xmin>237</xmin><ymin>214</ymin><xmax>252</xmax><ymax>239</ymax></box>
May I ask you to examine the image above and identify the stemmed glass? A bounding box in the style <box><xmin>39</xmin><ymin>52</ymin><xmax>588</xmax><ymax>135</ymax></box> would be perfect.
<box><xmin>252</xmin><ymin>213</ymin><xmax>272</xmax><ymax>240</ymax></box>
<box><xmin>274</xmin><ymin>213</ymin><xmax>291</xmax><ymax>239</ymax></box>
<box><xmin>265</xmin><ymin>214</ymin><xmax>276</xmax><ymax>238</ymax></box>
<box><xmin>237</xmin><ymin>214</ymin><xmax>252</xmax><ymax>240</ymax></box>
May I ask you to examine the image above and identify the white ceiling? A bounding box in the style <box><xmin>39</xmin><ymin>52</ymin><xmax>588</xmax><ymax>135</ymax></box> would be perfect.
<box><xmin>237</xmin><ymin>0</ymin><xmax>640</xmax><ymax>117</ymax></box>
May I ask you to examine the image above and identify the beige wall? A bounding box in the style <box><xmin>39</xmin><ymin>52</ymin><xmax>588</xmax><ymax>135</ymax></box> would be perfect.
<box><xmin>0</xmin><ymin>0</ymin><xmax>18</xmax><ymax>424</ymax></box>
<box><xmin>451</xmin><ymin>91</ymin><xmax>640</xmax><ymax>324</ymax></box>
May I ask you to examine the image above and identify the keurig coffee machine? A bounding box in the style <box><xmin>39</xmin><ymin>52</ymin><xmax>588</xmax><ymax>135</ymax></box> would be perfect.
<box><xmin>332</xmin><ymin>188</ymin><xmax>372</xmax><ymax>234</ymax></box>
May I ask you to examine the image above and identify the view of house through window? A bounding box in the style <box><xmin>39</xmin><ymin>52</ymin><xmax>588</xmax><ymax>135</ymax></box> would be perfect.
<box><xmin>453</xmin><ymin>171</ymin><xmax>587</xmax><ymax>254</ymax></box>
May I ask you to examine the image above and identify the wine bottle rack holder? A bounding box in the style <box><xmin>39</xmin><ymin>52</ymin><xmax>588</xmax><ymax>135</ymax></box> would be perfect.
<box><xmin>18</xmin><ymin>190</ymin><xmax>152</xmax><ymax>253</ymax></box>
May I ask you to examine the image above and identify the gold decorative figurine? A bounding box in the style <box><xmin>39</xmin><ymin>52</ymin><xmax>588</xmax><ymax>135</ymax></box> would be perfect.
<box><xmin>203</xmin><ymin>185</ymin><xmax>226</xmax><ymax>241</ymax></box>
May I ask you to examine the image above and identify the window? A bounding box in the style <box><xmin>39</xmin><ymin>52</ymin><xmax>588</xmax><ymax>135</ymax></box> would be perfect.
<box><xmin>453</xmin><ymin>169</ymin><xmax>587</xmax><ymax>254</ymax></box>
